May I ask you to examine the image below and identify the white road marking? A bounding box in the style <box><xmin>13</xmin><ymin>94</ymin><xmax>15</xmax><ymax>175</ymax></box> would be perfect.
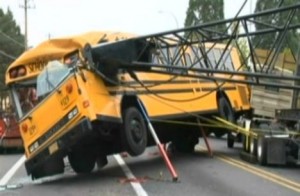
<box><xmin>113</xmin><ymin>154</ymin><xmax>148</xmax><ymax>196</ymax></box>
<box><xmin>0</xmin><ymin>155</ymin><xmax>26</xmax><ymax>187</ymax></box>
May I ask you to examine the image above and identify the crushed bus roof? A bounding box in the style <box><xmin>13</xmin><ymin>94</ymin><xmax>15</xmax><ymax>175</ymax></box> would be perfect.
<box><xmin>5</xmin><ymin>31</ymin><xmax>137</xmax><ymax>84</ymax></box>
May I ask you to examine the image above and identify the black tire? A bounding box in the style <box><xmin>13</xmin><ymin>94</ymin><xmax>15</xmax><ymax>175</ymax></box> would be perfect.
<box><xmin>68</xmin><ymin>150</ymin><xmax>96</xmax><ymax>174</ymax></box>
<box><xmin>214</xmin><ymin>130</ymin><xmax>226</xmax><ymax>138</ymax></box>
<box><xmin>242</xmin><ymin>135</ymin><xmax>249</xmax><ymax>152</ymax></box>
<box><xmin>172</xmin><ymin>134</ymin><xmax>198</xmax><ymax>153</ymax></box>
<box><xmin>257</xmin><ymin>136</ymin><xmax>268</xmax><ymax>165</ymax></box>
<box><xmin>250</xmin><ymin>137</ymin><xmax>257</xmax><ymax>156</ymax></box>
<box><xmin>218</xmin><ymin>96</ymin><xmax>235</xmax><ymax>148</ymax></box>
<box><xmin>96</xmin><ymin>156</ymin><xmax>108</xmax><ymax>170</ymax></box>
<box><xmin>122</xmin><ymin>107</ymin><xmax>147</xmax><ymax>156</ymax></box>
<box><xmin>227</xmin><ymin>133</ymin><xmax>235</xmax><ymax>148</ymax></box>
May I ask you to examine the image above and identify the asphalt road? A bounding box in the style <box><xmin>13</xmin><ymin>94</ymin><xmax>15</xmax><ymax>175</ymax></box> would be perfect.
<box><xmin>0</xmin><ymin>137</ymin><xmax>299</xmax><ymax>196</ymax></box>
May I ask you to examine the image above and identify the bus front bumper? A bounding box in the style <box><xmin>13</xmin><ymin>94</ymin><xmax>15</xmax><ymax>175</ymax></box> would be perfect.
<box><xmin>24</xmin><ymin>117</ymin><xmax>92</xmax><ymax>175</ymax></box>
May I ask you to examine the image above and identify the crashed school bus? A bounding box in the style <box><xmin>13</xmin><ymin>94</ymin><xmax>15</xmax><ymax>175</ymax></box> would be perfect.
<box><xmin>5</xmin><ymin>31</ymin><xmax>251</xmax><ymax>179</ymax></box>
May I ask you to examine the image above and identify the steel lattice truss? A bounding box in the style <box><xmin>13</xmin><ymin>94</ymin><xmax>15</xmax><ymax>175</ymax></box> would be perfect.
<box><xmin>92</xmin><ymin>2</ymin><xmax>300</xmax><ymax>90</ymax></box>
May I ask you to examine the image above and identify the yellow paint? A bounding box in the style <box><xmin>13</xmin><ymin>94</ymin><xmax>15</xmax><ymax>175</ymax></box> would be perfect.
<box><xmin>198</xmin><ymin>146</ymin><xmax>300</xmax><ymax>193</ymax></box>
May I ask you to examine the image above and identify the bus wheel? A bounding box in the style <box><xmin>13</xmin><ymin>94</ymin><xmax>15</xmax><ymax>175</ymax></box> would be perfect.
<box><xmin>214</xmin><ymin>130</ymin><xmax>226</xmax><ymax>138</ymax></box>
<box><xmin>218</xmin><ymin>96</ymin><xmax>235</xmax><ymax>148</ymax></box>
<box><xmin>122</xmin><ymin>107</ymin><xmax>147</xmax><ymax>156</ymax></box>
<box><xmin>257</xmin><ymin>136</ymin><xmax>267</xmax><ymax>165</ymax></box>
<box><xmin>171</xmin><ymin>132</ymin><xmax>198</xmax><ymax>153</ymax></box>
<box><xmin>68</xmin><ymin>150</ymin><xmax>96</xmax><ymax>174</ymax></box>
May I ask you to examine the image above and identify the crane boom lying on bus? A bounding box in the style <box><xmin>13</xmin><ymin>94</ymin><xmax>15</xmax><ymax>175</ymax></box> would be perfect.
<box><xmin>5</xmin><ymin>31</ymin><xmax>251</xmax><ymax>179</ymax></box>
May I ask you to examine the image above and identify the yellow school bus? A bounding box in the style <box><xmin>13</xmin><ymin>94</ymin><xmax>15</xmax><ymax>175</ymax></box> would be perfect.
<box><xmin>5</xmin><ymin>31</ymin><xmax>251</xmax><ymax>179</ymax></box>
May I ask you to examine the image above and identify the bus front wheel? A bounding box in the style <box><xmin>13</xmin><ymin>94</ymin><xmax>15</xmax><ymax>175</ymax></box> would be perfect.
<box><xmin>122</xmin><ymin>107</ymin><xmax>147</xmax><ymax>156</ymax></box>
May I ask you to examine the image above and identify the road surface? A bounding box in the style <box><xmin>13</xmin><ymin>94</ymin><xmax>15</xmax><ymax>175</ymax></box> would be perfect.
<box><xmin>0</xmin><ymin>136</ymin><xmax>299</xmax><ymax>196</ymax></box>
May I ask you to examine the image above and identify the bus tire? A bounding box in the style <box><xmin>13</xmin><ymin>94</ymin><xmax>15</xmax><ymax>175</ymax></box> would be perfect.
<box><xmin>214</xmin><ymin>130</ymin><xmax>226</xmax><ymax>138</ymax></box>
<box><xmin>257</xmin><ymin>136</ymin><xmax>268</xmax><ymax>165</ymax></box>
<box><xmin>68</xmin><ymin>150</ymin><xmax>96</xmax><ymax>174</ymax></box>
<box><xmin>122</xmin><ymin>107</ymin><xmax>147</xmax><ymax>156</ymax></box>
<box><xmin>218</xmin><ymin>96</ymin><xmax>235</xmax><ymax>148</ymax></box>
<box><xmin>172</xmin><ymin>133</ymin><xmax>198</xmax><ymax>153</ymax></box>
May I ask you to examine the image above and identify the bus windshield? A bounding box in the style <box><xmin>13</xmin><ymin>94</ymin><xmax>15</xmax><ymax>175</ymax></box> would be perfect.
<box><xmin>11</xmin><ymin>60</ymin><xmax>71</xmax><ymax>119</ymax></box>
<box><xmin>36</xmin><ymin>60</ymin><xmax>70</xmax><ymax>97</ymax></box>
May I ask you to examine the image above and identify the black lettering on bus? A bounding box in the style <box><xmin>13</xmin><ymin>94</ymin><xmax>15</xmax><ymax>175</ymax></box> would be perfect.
<box><xmin>28</xmin><ymin>61</ymin><xmax>47</xmax><ymax>73</ymax></box>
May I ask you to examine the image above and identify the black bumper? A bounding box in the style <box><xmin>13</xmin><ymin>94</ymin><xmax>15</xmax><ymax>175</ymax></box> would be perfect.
<box><xmin>25</xmin><ymin>118</ymin><xmax>92</xmax><ymax>175</ymax></box>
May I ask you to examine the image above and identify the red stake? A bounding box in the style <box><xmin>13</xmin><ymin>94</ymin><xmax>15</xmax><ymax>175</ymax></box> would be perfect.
<box><xmin>137</xmin><ymin>99</ymin><xmax>178</xmax><ymax>181</ymax></box>
<box><xmin>197</xmin><ymin>119</ymin><xmax>213</xmax><ymax>157</ymax></box>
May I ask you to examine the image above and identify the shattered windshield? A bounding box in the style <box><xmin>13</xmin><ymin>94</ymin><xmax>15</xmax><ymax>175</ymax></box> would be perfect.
<box><xmin>11</xmin><ymin>60</ymin><xmax>71</xmax><ymax>119</ymax></box>
<box><xmin>36</xmin><ymin>60</ymin><xmax>70</xmax><ymax>97</ymax></box>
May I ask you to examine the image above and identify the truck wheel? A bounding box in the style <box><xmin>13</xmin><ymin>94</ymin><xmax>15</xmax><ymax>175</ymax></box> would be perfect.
<box><xmin>257</xmin><ymin>136</ymin><xmax>267</xmax><ymax>165</ymax></box>
<box><xmin>122</xmin><ymin>107</ymin><xmax>147</xmax><ymax>156</ymax></box>
<box><xmin>242</xmin><ymin>135</ymin><xmax>250</xmax><ymax>152</ymax></box>
<box><xmin>218</xmin><ymin>96</ymin><xmax>235</xmax><ymax>148</ymax></box>
<box><xmin>68</xmin><ymin>151</ymin><xmax>96</xmax><ymax>174</ymax></box>
<box><xmin>250</xmin><ymin>137</ymin><xmax>257</xmax><ymax>156</ymax></box>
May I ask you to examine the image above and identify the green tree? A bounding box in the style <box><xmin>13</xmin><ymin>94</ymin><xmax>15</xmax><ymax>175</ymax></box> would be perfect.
<box><xmin>0</xmin><ymin>7</ymin><xmax>25</xmax><ymax>111</ymax></box>
<box><xmin>253</xmin><ymin>0</ymin><xmax>300</xmax><ymax>53</ymax></box>
<box><xmin>0</xmin><ymin>8</ymin><xmax>25</xmax><ymax>87</ymax></box>
<box><xmin>184</xmin><ymin>0</ymin><xmax>226</xmax><ymax>34</ymax></box>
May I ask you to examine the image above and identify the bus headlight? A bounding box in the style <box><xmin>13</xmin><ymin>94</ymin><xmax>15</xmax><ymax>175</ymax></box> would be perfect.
<box><xmin>68</xmin><ymin>107</ymin><xmax>78</xmax><ymax>120</ymax></box>
<box><xmin>29</xmin><ymin>141</ymin><xmax>39</xmax><ymax>153</ymax></box>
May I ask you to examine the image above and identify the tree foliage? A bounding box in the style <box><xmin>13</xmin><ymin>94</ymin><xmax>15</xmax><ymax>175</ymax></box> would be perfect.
<box><xmin>0</xmin><ymin>7</ymin><xmax>25</xmax><ymax>111</ymax></box>
<box><xmin>253</xmin><ymin>0</ymin><xmax>300</xmax><ymax>53</ymax></box>
<box><xmin>0</xmin><ymin>7</ymin><xmax>25</xmax><ymax>89</ymax></box>
<box><xmin>184</xmin><ymin>0</ymin><xmax>226</xmax><ymax>34</ymax></box>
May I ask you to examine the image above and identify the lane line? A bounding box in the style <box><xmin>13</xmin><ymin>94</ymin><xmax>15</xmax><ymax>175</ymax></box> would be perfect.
<box><xmin>0</xmin><ymin>155</ymin><xmax>26</xmax><ymax>186</ymax></box>
<box><xmin>113</xmin><ymin>154</ymin><xmax>148</xmax><ymax>196</ymax></box>
<box><xmin>197</xmin><ymin>147</ymin><xmax>300</xmax><ymax>193</ymax></box>
<box><xmin>218</xmin><ymin>154</ymin><xmax>300</xmax><ymax>188</ymax></box>
<box><xmin>217</xmin><ymin>155</ymin><xmax>300</xmax><ymax>193</ymax></box>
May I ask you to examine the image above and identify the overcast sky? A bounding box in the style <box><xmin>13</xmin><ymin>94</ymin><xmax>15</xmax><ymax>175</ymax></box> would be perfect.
<box><xmin>1</xmin><ymin>0</ymin><xmax>256</xmax><ymax>47</ymax></box>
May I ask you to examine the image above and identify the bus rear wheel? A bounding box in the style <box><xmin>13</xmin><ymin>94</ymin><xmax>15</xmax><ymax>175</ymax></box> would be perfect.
<box><xmin>122</xmin><ymin>107</ymin><xmax>147</xmax><ymax>156</ymax></box>
<box><xmin>218</xmin><ymin>96</ymin><xmax>235</xmax><ymax>148</ymax></box>
<box><xmin>171</xmin><ymin>133</ymin><xmax>198</xmax><ymax>153</ymax></box>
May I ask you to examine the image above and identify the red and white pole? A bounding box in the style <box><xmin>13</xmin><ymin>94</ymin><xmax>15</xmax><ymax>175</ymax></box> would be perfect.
<box><xmin>137</xmin><ymin>99</ymin><xmax>178</xmax><ymax>181</ymax></box>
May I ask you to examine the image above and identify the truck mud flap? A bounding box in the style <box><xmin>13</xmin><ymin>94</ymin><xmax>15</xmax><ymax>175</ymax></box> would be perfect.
<box><xmin>266</xmin><ymin>138</ymin><xmax>287</xmax><ymax>165</ymax></box>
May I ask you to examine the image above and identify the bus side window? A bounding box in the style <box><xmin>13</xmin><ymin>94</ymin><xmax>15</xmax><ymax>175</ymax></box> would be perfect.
<box><xmin>223</xmin><ymin>50</ymin><xmax>234</xmax><ymax>71</ymax></box>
